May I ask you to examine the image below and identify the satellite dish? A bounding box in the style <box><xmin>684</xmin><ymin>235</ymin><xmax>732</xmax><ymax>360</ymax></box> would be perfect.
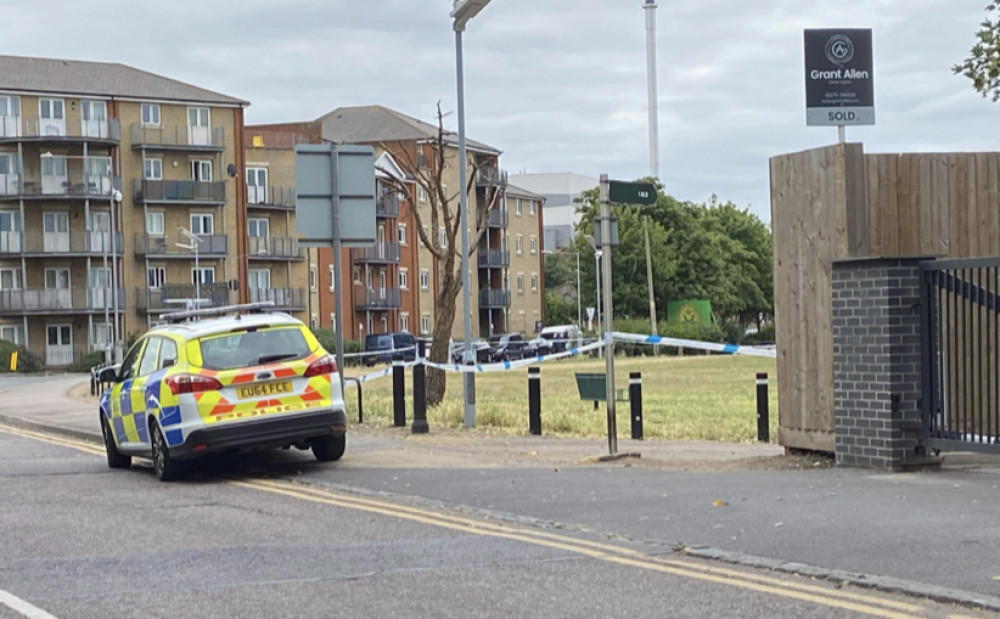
<box><xmin>227</xmin><ymin>163</ymin><xmax>238</xmax><ymax>178</ymax></box>
<box><xmin>227</xmin><ymin>278</ymin><xmax>239</xmax><ymax>291</ymax></box>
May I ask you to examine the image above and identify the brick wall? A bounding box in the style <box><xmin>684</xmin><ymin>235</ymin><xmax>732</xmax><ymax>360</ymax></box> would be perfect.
<box><xmin>832</xmin><ymin>257</ymin><xmax>925</xmax><ymax>469</ymax></box>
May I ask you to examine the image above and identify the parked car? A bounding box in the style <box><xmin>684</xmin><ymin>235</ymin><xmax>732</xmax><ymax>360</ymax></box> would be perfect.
<box><xmin>489</xmin><ymin>333</ymin><xmax>526</xmax><ymax>362</ymax></box>
<box><xmin>523</xmin><ymin>337</ymin><xmax>553</xmax><ymax>358</ymax></box>
<box><xmin>97</xmin><ymin>302</ymin><xmax>347</xmax><ymax>482</ymax></box>
<box><xmin>450</xmin><ymin>338</ymin><xmax>492</xmax><ymax>363</ymax></box>
<box><xmin>538</xmin><ymin>325</ymin><xmax>582</xmax><ymax>353</ymax></box>
<box><xmin>363</xmin><ymin>332</ymin><xmax>417</xmax><ymax>366</ymax></box>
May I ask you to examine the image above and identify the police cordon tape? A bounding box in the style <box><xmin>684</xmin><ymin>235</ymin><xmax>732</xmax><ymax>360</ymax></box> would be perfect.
<box><xmin>343</xmin><ymin>359</ymin><xmax>422</xmax><ymax>386</ymax></box>
<box><xmin>611</xmin><ymin>331</ymin><xmax>777</xmax><ymax>359</ymax></box>
<box><xmin>422</xmin><ymin>340</ymin><xmax>607</xmax><ymax>374</ymax></box>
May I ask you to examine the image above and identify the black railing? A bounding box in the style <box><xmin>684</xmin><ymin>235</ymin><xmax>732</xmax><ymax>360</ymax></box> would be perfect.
<box><xmin>921</xmin><ymin>257</ymin><xmax>1000</xmax><ymax>454</ymax></box>
<box><xmin>130</xmin><ymin>124</ymin><xmax>225</xmax><ymax>150</ymax></box>
<box><xmin>351</xmin><ymin>243</ymin><xmax>400</xmax><ymax>264</ymax></box>
<box><xmin>133</xmin><ymin>179</ymin><xmax>226</xmax><ymax>204</ymax></box>
<box><xmin>477</xmin><ymin>249</ymin><xmax>510</xmax><ymax>268</ymax></box>
<box><xmin>376</xmin><ymin>193</ymin><xmax>400</xmax><ymax>218</ymax></box>
<box><xmin>479</xmin><ymin>288</ymin><xmax>511</xmax><ymax>308</ymax></box>
<box><xmin>355</xmin><ymin>287</ymin><xmax>402</xmax><ymax>310</ymax></box>
<box><xmin>477</xmin><ymin>209</ymin><xmax>508</xmax><ymax>228</ymax></box>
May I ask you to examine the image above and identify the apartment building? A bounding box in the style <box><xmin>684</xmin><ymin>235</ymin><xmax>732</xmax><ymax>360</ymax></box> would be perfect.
<box><xmin>0</xmin><ymin>55</ymin><xmax>248</xmax><ymax>365</ymax></box>
<box><xmin>505</xmin><ymin>184</ymin><xmax>545</xmax><ymax>335</ymax></box>
<box><xmin>248</xmin><ymin>105</ymin><xmax>544</xmax><ymax>341</ymax></box>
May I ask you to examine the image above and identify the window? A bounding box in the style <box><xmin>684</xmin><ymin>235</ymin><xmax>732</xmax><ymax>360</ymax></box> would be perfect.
<box><xmin>531</xmin><ymin>274</ymin><xmax>538</xmax><ymax>292</ymax></box>
<box><xmin>44</xmin><ymin>268</ymin><xmax>70</xmax><ymax>290</ymax></box>
<box><xmin>515</xmin><ymin>235</ymin><xmax>523</xmax><ymax>254</ymax></box>
<box><xmin>146</xmin><ymin>212</ymin><xmax>164</xmax><ymax>236</ymax></box>
<box><xmin>0</xmin><ymin>268</ymin><xmax>22</xmax><ymax>290</ymax></box>
<box><xmin>516</xmin><ymin>274</ymin><xmax>524</xmax><ymax>293</ymax></box>
<box><xmin>190</xmin><ymin>214</ymin><xmax>213</xmax><ymax>235</ymax></box>
<box><xmin>0</xmin><ymin>325</ymin><xmax>23</xmax><ymax>345</ymax></box>
<box><xmin>118</xmin><ymin>339</ymin><xmax>145</xmax><ymax>382</ymax></box>
<box><xmin>141</xmin><ymin>103</ymin><xmax>160</xmax><ymax>126</ymax></box>
<box><xmin>418</xmin><ymin>186</ymin><xmax>427</xmax><ymax>202</ymax></box>
<box><xmin>143</xmin><ymin>158</ymin><xmax>162</xmax><ymax>180</ymax></box>
<box><xmin>421</xmin><ymin>314</ymin><xmax>431</xmax><ymax>334</ymax></box>
<box><xmin>248</xmin><ymin>269</ymin><xmax>271</xmax><ymax>290</ymax></box>
<box><xmin>309</xmin><ymin>267</ymin><xmax>317</xmax><ymax>291</ymax></box>
<box><xmin>399</xmin><ymin>268</ymin><xmax>408</xmax><ymax>289</ymax></box>
<box><xmin>190</xmin><ymin>160</ymin><xmax>212</xmax><ymax>181</ymax></box>
<box><xmin>198</xmin><ymin>327</ymin><xmax>310</xmax><ymax>371</ymax></box>
<box><xmin>420</xmin><ymin>270</ymin><xmax>430</xmax><ymax>290</ymax></box>
<box><xmin>380</xmin><ymin>316</ymin><xmax>388</xmax><ymax>333</ymax></box>
<box><xmin>248</xmin><ymin>218</ymin><xmax>269</xmax><ymax>238</ymax></box>
<box><xmin>93</xmin><ymin>322</ymin><xmax>111</xmax><ymax>350</ymax></box>
<box><xmin>329</xmin><ymin>266</ymin><xmax>336</xmax><ymax>292</ymax></box>
<box><xmin>43</xmin><ymin>212</ymin><xmax>68</xmax><ymax>234</ymax></box>
<box><xmin>147</xmin><ymin>266</ymin><xmax>165</xmax><ymax>288</ymax></box>
<box><xmin>192</xmin><ymin>267</ymin><xmax>215</xmax><ymax>285</ymax></box>
<box><xmin>530</xmin><ymin>236</ymin><xmax>537</xmax><ymax>254</ymax></box>
<box><xmin>398</xmin><ymin>224</ymin><xmax>407</xmax><ymax>245</ymax></box>
<box><xmin>352</xmin><ymin>267</ymin><xmax>361</xmax><ymax>284</ymax></box>
<box><xmin>529</xmin><ymin>201</ymin><xmax>536</xmax><ymax>215</ymax></box>
<box><xmin>367</xmin><ymin>315</ymin><xmax>373</xmax><ymax>333</ymax></box>
<box><xmin>138</xmin><ymin>338</ymin><xmax>161</xmax><ymax>377</ymax></box>
<box><xmin>400</xmin><ymin>314</ymin><xmax>409</xmax><ymax>332</ymax></box>
<box><xmin>159</xmin><ymin>339</ymin><xmax>178</xmax><ymax>370</ymax></box>
<box><xmin>438</xmin><ymin>227</ymin><xmax>447</xmax><ymax>249</ymax></box>
<box><xmin>515</xmin><ymin>199</ymin><xmax>522</xmax><ymax>216</ymax></box>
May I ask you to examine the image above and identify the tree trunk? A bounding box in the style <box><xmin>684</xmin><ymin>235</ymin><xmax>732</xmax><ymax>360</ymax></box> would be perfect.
<box><xmin>426</xmin><ymin>267</ymin><xmax>462</xmax><ymax>406</ymax></box>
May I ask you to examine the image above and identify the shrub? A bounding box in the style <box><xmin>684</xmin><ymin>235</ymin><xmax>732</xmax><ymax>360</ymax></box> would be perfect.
<box><xmin>69</xmin><ymin>351</ymin><xmax>105</xmax><ymax>373</ymax></box>
<box><xmin>0</xmin><ymin>339</ymin><xmax>45</xmax><ymax>374</ymax></box>
<box><xmin>311</xmin><ymin>329</ymin><xmax>361</xmax><ymax>366</ymax></box>
<box><xmin>743</xmin><ymin>324</ymin><xmax>776</xmax><ymax>345</ymax></box>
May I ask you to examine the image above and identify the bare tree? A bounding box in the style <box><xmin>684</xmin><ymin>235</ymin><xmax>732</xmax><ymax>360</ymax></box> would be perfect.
<box><xmin>379</xmin><ymin>103</ymin><xmax>504</xmax><ymax>406</ymax></box>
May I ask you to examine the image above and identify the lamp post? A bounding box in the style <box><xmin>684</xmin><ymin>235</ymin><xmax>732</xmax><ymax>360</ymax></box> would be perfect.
<box><xmin>451</xmin><ymin>0</ymin><xmax>492</xmax><ymax>428</ymax></box>
<box><xmin>177</xmin><ymin>226</ymin><xmax>204</xmax><ymax>309</ymax></box>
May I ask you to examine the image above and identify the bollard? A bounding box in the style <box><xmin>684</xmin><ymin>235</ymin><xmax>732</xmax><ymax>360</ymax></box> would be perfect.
<box><xmin>756</xmin><ymin>372</ymin><xmax>769</xmax><ymax>443</ymax></box>
<box><xmin>528</xmin><ymin>366</ymin><xmax>541</xmax><ymax>435</ymax></box>
<box><xmin>629</xmin><ymin>372</ymin><xmax>643</xmax><ymax>440</ymax></box>
<box><xmin>392</xmin><ymin>362</ymin><xmax>406</xmax><ymax>428</ymax></box>
<box><xmin>412</xmin><ymin>362</ymin><xmax>429</xmax><ymax>434</ymax></box>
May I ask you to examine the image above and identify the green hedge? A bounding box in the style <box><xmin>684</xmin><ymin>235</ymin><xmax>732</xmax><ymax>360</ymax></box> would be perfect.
<box><xmin>742</xmin><ymin>324</ymin><xmax>776</xmax><ymax>345</ymax></box>
<box><xmin>68</xmin><ymin>351</ymin><xmax>106</xmax><ymax>373</ymax></box>
<box><xmin>611</xmin><ymin>318</ymin><xmax>727</xmax><ymax>357</ymax></box>
<box><xmin>0</xmin><ymin>340</ymin><xmax>45</xmax><ymax>373</ymax></box>
<box><xmin>310</xmin><ymin>329</ymin><xmax>362</xmax><ymax>366</ymax></box>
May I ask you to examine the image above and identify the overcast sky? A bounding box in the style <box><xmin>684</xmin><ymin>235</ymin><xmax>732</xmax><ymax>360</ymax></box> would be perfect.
<box><xmin>1</xmin><ymin>0</ymin><xmax>995</xmax><ymax>223</ymax></box>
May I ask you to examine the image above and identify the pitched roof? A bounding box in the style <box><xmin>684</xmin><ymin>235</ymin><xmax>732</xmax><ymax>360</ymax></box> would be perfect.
<box><xmin>315</xmin><ymin>105</ymin><xmax>499</xmax><ymax>154</ymax></box>
<box><xmin>0</xmin><ymin>55</ymin><xmax>247</xmax><ymax>106</ymax></box>
<box><xmin>505</xmin><ymin>183</ymin><xmax>546</xmax><ymax>201</ymax></box>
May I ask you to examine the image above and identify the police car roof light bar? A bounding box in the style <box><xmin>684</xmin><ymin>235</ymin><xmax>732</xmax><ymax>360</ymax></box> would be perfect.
<box><xmin>162</xmin><ymin>301</ymin><xmax>277</xmax><ymax>324</ymax></box>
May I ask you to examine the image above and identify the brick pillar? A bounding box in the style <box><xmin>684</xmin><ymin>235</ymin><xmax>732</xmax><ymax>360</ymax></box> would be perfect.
<box><xmin>832</xmin><ymin>257</ymin><xmax>927</xmax><ymax>470</ymax></box>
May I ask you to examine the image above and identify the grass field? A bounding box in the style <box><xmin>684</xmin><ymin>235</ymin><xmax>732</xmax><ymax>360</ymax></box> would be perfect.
<box><xmin>343</xmin><ymin>354</ymin><xmax>779</xmax><ymax>443</ymax></box>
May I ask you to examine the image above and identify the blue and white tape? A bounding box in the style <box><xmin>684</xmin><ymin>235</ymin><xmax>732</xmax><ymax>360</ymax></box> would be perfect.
<box><xmin>610</xmin><ymin>331</ymin><xmax>776</xmax><ymax>359</ymax></box>
<box><xmin>343</xmin><ymin>359</ymin><xmax>422</xmax><ymax>386</ymax></box>
<box><xmin>423</xmin><ymin>340</ymin><xmax>606</xmax><ymax>373</ymax></box>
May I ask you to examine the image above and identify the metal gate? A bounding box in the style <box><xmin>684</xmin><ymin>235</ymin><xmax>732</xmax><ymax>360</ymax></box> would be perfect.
<box><xmin>921</xmin><ymin>257</ymin><xmax>1000</xmax><ymax>454</ymax></box>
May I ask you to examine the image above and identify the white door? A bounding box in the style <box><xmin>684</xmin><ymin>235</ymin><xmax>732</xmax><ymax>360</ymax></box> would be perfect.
<box><xmin>89</xmin><ymin>267</ymin><xmax>111</xmax><ymax>309</ymax></box>
<box><xmin>246</xmin><ymin>167</ymin><xmax>267</xmax><ymax>204</ymax></box>
<box><xmin>83</xmin><ymin>156</ymin><xmax>111</xmax><ymax>195</ymax></box>
<box><xmin>88</xmin><ymin>211</ymin><xmax>111</xmax><ymax>253</ymax></box>
<box><xmin>0</xmin><ymin>153</ymin><xmax>17</xmax><ymax>195</ymax></box>
<box><xmin>0</xmin><ymin>268</ymin><xmax>22</xmax><ymax>310</ymax></box>
<box><xmin>0</xmin><ymin>211</ymin><xmax>21</xmax><ymax>253</ymax></box>
<box><xmin>45</xmin><ymin>324</ymin><xmax>73</xmax><ymax>366</ymax></box>
<box><xmin>41</xmin><ymin>156</ymin><xmax>67</xmax><ymax>195</ymax></box>
<box><xmin>92</xmin><ymin>322</ymin><xmax>112</xmax><ymax>352</ymax></box>
<box><xmin>39</xmin><ymin>99</ymin><xmax>65</xmax><ymax>137</ymax></box>
<box><xmin>248</xmin><ymin>218</ymin><xmax>269</xmax><ymax>254</ymax></box>
<box><xmin>190</xmin><ymin>160</ymin><xmax>212</xmax><ymax>181</ymax></box>
<box><xmin>80</xmin><ymin>100</ymin><xmax>108</xmax><ymax>138</ymax></box>
<box><xmin>377</xmin><ymin>225</ymin><xmax>386</xmax><ymax>258</ymax></box>
<box><xmin>187</xmin><ymin>107</ymin><xmax>210</xmax><ymax>146</ymax></box>
<box><xmin>0</xmin><ymin>95</ymin><xmax>20</xmax><ymax>138</ymax></box>
<box><xmin>249</xmin><ymin>269</ymin><xmax>271</xmax><ymax>303</ymax></box>
<box><xmin>43</xmin><ymin>212</ymin><xmax>69</xmax><ymax>253</ymax></box>
<box><xmin>44</xmin><ymin>268</ymin><xmax>71</xmax><ymax>310</ymax></box>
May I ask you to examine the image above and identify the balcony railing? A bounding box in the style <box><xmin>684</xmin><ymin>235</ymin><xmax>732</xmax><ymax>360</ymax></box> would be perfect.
<box><xmin>249</xmin><ymin>287</ymin><xmax>306</xmax><ymax>309</ymax></box>
<box><xmin>130</xmin><ymin>124</ymin><xmax>225</xmax><ymax>150</ymax></box>
<box><xmin>133</xmin><ymin>179</ymin><xmax>226</xmax><ymax>205</ymax></box>
<box><xmin>350</xmin><ymin>242</ymin><xmax>400</xmax><ymax>264</ymax></box>
<box><xmin>476</xmin><ymin>166</ymin><xmax>508</xmax><ymax>188</ymax></box>
<box><xmin>0</xmin><ymin>287</ymin><xmax>125</xmax><ymax>314</ymax></box>
<box><xmin>477</xmin><ymin>249</ymin><xmax>510</xmax><ymax>268</ymax></box>
<box><xmin>477</xmin><ymin>209</ymin><xmax>508</xmax><ymax>229</ymax></box>
<box><xmin>247</xmin><ymin>185</ymin><xmax>295</xmax><ymax>209</ymax></box>
<box><xmin>0</xmin><ymin>231</ymin><xmax>123</xmax><ymax>256</ymax></box>
<box><xmin>355</xmin><ymin>287</ymin><xmax>402</xmax><ymax>310</ymax></box>
<box><xmin>376</xmin><ymin>193</ymin><xmax>400</xmax><ymax>218</ymax></box>
<box><xmin>134</xmin><ymin>234</ymin><xmax>228</xmax><ymax>257</ymax></box>
<box><xmin>136</xmin><ymin>284</ymin><xmax>231</xmax><ymax>313</ymax></box>
<box><xmin>248</xmin><ymin>236</ymin><xmax>303</xmax><ymax>260</ymax></box>
<box><xmin>479</xmin><ymin>288</ymin><xmax>511</xmax><ymax>308</ymax></box>
<box><xmin>0</xmin><ymin>118</ymin><xmax>121</xmax><ymax>142</ymax></box>
<box><xmin>0</xmin><ymin>173</ymin><xmax>121</xmax><ymax>200</ymax></box>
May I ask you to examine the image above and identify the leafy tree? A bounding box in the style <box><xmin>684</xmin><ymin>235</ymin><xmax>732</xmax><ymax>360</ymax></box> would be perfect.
<box><xmin>954</xmin><ymin>3</ymin><xmax>1000</xmax><ymax>100</ymax></box>
<box><xmin>544</xmin><ymin>292</ymin><xmax>576</xmax><ymax>327</ymax></box>
<box><xmin>543</xmin><ymin>252</ymin><xmax>575</xmax><ymax>289</ymax></box>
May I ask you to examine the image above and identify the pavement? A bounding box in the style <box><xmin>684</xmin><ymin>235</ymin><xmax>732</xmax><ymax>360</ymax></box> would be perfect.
<box><xmin>3</xmin><ymin>374</ymin><xmax>1000</xmax><ymax>612</ymax></box>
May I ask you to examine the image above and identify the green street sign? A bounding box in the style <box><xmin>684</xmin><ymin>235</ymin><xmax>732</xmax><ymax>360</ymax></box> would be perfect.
<box><xmin>609</xmin><ymin>181</ymin><xmax>657</xmax><ymax>205</ymax></box>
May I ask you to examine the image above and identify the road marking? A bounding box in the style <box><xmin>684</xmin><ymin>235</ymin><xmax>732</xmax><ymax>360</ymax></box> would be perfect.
<box><xmin>0</xmin><ymin>425</ymin><xmax>934</xmax><ymax>618</ymax></box>
<box><xmin>0</xmin><ymin>589</ymin><xmax>59</xmax><ymax>619</ymax></box>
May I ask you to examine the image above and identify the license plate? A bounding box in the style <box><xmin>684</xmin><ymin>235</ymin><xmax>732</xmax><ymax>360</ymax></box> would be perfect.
<box><xmin>237</xmin><ymin>381</ymin><xmax>293</xmax><ymax>400</ymax></box>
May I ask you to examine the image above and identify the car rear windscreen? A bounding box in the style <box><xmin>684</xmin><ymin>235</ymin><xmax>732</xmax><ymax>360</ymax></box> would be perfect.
<box><xmin>198</xmin><ymin>327</ymin><xmax>311</xmax><ymax>370</ymax></box>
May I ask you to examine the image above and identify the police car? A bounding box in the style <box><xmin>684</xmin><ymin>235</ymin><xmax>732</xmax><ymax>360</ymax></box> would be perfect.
<box><xmin>98</xmin><ymin>302</ymin><xmax>347</xmax><ymax>481</ymax></box>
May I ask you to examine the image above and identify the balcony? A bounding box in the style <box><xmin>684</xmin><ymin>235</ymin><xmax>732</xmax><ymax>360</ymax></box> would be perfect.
<box><xmin>133</xmin><ymin>179</ymin><xmax>226</xmax><ymax>206</ymax></box>
<box><xmin>0</xmin><ymin>173</ymin><xmax>121</xmax><ymax>202</ymax></box>
<box><xmin>479</xmin><ymin>288</ymin><xmax>511</xmax><ymax>308</ymax></box>
<box><xmin>0</xmin><ymin>231</ymin><xmax>123</xmax><ymax>257</ymax></box>
<box><xmin>355</xmin><ymin>287</ymin><xmax>402</xmax><ymax>311</ymax></box>
<box><xmin>135</xmin><ymin>284</ymin><xmax>231</xmax><ymax>314</ymax></box>
<box><xmin>130</xmin><ymin>123</ymin><xmax>225</xmax><ymax>152</ymax></box>
<box><xmin>376</xmin><ymin>193</ymin><xmax>400</xmax><ymax>218</ymax></box>
<box><xmin>248</xmin><ymin>236</ymin><xmax>304</xmax><ymax>260</ymax></box>
<box><xmin>0</xmin><ymin>118</ymin><xmax>121</xmax><ymax>145</ymax></box>
<box><xmin>477</xmin><ymin>249</ymin><xmax>510</xmax><ymax>269</ymax></box>
<box><xmin>477</xmin><ymin>208</ymin><xmax>508</xmax><ymax>229</ymax></box>
<box><xmin>0</xmin><ymin>287</ymin><xmax>125</xmax><ymax>315</ymax></box>
<box><xmin>350</xmin><ymin>242</ymin><xmax>400</xmax><ymax>265</ymax></box>
<box><xmin>134</xmin><ymin>234</ymin><xmax>228</xmax><ymax>258</ymax></box>
<box><xmin>249</xmin><ymin>287</ymin><xmax>306</xmax><ymax>310</ymax></box>
<box><xmin>476</xmin><ymin>166</ymin><xmax>507</xmax><ymax>189</ymax></box>
<box><xmin>247</xmin><ymin>185</ymin><xmax>295</xmax><ymax>211</ymax></box>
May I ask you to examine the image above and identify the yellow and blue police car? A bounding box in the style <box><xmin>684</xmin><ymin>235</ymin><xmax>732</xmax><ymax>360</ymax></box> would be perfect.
<box><xmin>98</xmin><ymin>302</ymin><xmax>347</xmax><ymax>481</ymax></box>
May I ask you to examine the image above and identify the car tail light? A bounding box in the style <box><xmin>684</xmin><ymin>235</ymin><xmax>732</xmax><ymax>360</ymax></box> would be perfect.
<box><xmin>304</xmin><ymin>354</ymin><xmax>338</xmax><ymax>378</ymax></box>
<box><xmin>165</xmin><ymin>373</ymin><xmax>223</xmax><ymax>395</ymax></box>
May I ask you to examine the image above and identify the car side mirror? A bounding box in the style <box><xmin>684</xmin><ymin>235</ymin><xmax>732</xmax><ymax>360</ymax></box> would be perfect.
<box><xmin>98</xmin><ymin>366</ymin><xmax>119</xmax><ymax>383</ymax></box>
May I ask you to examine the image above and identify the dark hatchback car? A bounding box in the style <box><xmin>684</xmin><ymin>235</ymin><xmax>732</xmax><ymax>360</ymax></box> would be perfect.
<box><xmin>489</xmin><ymin>333</ymin><xmax>526</xmax><ymax>362</ymax></box>
<box><xmin>364</xmin><ymin>332</ymin><xmax>417</xmax><ymax>366</ymax></box>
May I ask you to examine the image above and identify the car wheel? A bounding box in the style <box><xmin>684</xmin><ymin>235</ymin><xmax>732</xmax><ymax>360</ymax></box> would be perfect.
<box><xmin>101</xmin><ymin>416</ymin><xmax>131</xmax><ymax>469</ymax></box>
<box><xmin>312</xmin><ymin>434</ymin><xmax>346</xmax><ymax>462</ymax></box>
<box><xmin>150</xmin><ymin>422</ymin><xmax>185</xmax><ymax>482</ymax></box>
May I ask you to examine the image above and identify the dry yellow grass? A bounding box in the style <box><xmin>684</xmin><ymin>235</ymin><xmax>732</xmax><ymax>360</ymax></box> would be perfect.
<box><xmin>344</xmin><ymin>354</ymin><xmax>778</xmax><ymax>443</ymax></box>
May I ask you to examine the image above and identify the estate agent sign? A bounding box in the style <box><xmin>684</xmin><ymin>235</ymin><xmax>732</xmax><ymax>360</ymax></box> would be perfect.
<box><xmin>804</xmin><ymin>29</ymin><xmax>874</xmax><ymax>126</ymax></box>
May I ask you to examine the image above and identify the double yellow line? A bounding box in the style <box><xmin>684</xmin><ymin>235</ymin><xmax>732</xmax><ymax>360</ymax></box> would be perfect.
<box><xmin>0</xmin><ymin>423</ymin><xmax>945</xmax><ymax>618</ymax></box>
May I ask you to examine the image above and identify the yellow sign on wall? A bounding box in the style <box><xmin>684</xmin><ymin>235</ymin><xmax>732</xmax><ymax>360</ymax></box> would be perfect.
<box><xmin>9</xmin><ymin>351</ymin><xmax>17</xmax><ymax>372</ymax></box>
